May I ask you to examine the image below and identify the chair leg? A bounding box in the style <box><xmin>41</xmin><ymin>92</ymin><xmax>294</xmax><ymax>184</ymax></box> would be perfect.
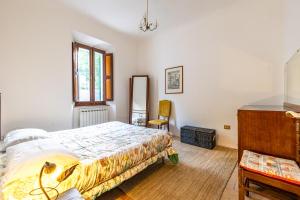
<box><xmin>161</xmin><ymin>156</ymin><xmax>165</xmax><ymax>164</ymax></box>
<box><xmin>167</xmin><ymin>123</ymin><xmax>170</xmax><ymax>131</ymax></box>
<box><xmin>245</xmin><ymin>179</ymin><xmax>250</xmax><ymax>197</ymax></box>
<box><xmin>239</xmin><ymin>168</ymin><xmax>245</xmax><ymax>200</ymax></box>
<box><xmin>239</xmin><ymin>187</ymin><xmax>245</xmax><ymax>200</ymax></box>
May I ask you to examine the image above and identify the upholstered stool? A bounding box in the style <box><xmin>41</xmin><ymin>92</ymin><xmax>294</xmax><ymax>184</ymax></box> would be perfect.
<box><xmin>239</xmin><ymin>150</ymin><xmax>300</xmax><ymax>199</ymax></box>
<box><xmin>240</xmin><ymin>150</ymin><xmax>300</xmax><ymax>184</ymax></box>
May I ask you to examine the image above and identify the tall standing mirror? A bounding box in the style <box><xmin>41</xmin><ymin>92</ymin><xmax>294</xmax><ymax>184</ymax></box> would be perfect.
<box><xmin>284</xmin><ymin>49</ymin><xmax>300</xmax><ymax>112</ymax></box>
<box><xmin>129</xmin><ymin>75</ymin><xmax>150</xmax><ymax>126</ymax></box>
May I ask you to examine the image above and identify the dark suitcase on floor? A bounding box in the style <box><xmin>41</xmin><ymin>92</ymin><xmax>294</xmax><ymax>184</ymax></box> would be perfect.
<box><xmin>181</xmin><ymin>125</ymin><xmax>216</xmax><ymax>149</ymax></box>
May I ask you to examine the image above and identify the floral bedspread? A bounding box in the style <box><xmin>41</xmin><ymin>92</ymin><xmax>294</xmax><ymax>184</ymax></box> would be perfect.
<box><xmin>1</xmin><ymin>122</ymin><xmax>177</xmax><ymax>200</ymax></box>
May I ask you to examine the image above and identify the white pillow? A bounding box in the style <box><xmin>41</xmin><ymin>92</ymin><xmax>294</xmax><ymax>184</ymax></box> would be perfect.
<box><xmin>3</xmin><ymin>128</ymin><xmax>48</xmax><ymax>150</ymax></box>
<box><xmin>2</xmin><ymin>139</ymin><xmax>79</xmax><ymax>187</ymax></box>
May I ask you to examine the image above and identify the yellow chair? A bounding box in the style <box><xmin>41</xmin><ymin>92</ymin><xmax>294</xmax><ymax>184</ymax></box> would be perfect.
<box><xmin>148</xmin><ymin>100</ymin><xmax>171</xmax><ymax>131</ymax></box>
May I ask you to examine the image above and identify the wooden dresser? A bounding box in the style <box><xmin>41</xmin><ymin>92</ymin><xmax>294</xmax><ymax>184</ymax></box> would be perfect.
<box><xmin>238</xmin><ymin>105</ymin><xmax>296</xmax><ymax>162</ymax></box>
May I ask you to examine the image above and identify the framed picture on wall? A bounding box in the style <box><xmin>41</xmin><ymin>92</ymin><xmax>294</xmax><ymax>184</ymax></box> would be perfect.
<box><xmin>165</xmin><ymin>66</ymin><xmax>183</xmax><ymax>94</ymax></box>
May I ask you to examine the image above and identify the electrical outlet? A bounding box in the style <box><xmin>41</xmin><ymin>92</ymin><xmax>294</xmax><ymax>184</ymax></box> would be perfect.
<box><xmin>224</xmin><ymin>125</ymin><xmax>231</xmax><ymax>130</ymax></box>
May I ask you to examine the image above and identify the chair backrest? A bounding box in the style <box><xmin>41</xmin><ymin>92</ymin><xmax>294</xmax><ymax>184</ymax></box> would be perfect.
<box><xmin>158</xmin><ymin>100</ymin><xmax>171</xmax><ymax>118</ymax></box>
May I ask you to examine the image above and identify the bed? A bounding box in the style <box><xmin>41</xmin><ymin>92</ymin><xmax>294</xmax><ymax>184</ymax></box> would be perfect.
<box><xmin>0</xmin><ymin>121</ymin><xmax>178</xmax><ymax>200</ymax></box>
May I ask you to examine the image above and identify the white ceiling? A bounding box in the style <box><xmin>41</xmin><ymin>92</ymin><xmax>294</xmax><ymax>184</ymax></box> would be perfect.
<box><xmin>61</xmin><ymin>0</ymin><xmax>236</xmax><ymax>36</ymax></box>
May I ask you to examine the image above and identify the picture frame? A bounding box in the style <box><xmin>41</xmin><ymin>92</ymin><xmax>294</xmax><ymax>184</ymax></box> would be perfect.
<box><xmin>165</xmin><ymin>66</ymin><xmax>183</xmax><ymax>94</ymax></box>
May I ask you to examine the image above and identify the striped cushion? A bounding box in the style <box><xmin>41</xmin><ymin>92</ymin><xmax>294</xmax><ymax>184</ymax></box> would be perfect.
<box><xmin>240</xmin><ymin>150</ymin><xmax>300</xmax><ymax>185</ymax></box>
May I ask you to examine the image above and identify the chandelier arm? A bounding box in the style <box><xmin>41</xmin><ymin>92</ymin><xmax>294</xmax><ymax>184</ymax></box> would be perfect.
<box><xmin>140</xmin><ymin>0</ymin><xmax>157</xmax><ymax>32</ymax></box>
<box><xmin>149</xmin><ymin>20</ymin><xmax>158</xmax><ymax>31</ymax></box>
<box><xmin>149</xmin><ymin>25</ymin><xmax>157</xmax><ymax>31</ymax></box>
<box><xmin>147</xmin><ymin>0</ymin><xmax>149</xmax><ymax>22</ymax></box>
<box><xmin>140</xmin><ymin>23</ymin><xmax>147</xmax><ymax>32</ymax></box>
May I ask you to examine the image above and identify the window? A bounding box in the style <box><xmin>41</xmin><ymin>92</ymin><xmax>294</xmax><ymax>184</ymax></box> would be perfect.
<box><xmin>105</xmin><ymin>53</ymin><xmax>113</xmax><ymax>101</ymax></box>
<box><xmin>72</xmin><ymin>42</ymin><xmax>113</xmax><ymax>106</ymax></box>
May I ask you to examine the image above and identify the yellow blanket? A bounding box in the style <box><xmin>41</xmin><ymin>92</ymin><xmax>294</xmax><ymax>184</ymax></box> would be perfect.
<box><xmin>1</xmin><ymin>122</ymin><xmax>177</xmax><ymax>200</ymax></box>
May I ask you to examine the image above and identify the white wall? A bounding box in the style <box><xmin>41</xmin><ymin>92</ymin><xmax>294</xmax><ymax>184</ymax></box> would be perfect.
<box><xmin>284</xmin><ymin>0</ymin><xmax>300</xmax><ymax>61</ymax></box>
<box><xmin>0</xmin><ymin>0</ymin><xmax>138</xmax><ymax>136</ymax></box>
<box><xmin>1</xmin><ymin>0</ymin><xmax>299</xmax><ymax>148</ymax></box>
<box><xmin>137</xmin><ymin>0</ymin><xmax>285</xmax><ymax>148</ymax></box>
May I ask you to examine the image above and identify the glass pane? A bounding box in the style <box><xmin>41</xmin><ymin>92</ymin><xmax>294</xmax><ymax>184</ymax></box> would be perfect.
<box><xmin>94</xmin><ymin>52</ymin><xmax>103</xmax><ymax>101</ymax></box>
<box><xmin>285</xmin><ymin>50</ymin><xmax>300</xmax><ymax>105</ymax></box>
<box><xmin>131</xmin><ymin>77</ymin><xmax>147</xmax><ymax>126</ymax></box>
<box><xmin>78</xmin><ymin>48</ymin><xmax>90</xmax><ymax>102</ymax></box>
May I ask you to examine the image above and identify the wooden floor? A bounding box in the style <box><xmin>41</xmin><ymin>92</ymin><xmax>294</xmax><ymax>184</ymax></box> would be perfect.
<box><xmin>221</xmin><ymin>166</ymin><xmax>296</xmax><ymax>200</ymax></box>
<box><xmin>97</xmin><ymin>139</ymin><xmax>294</xmax><ymax>200</ymax></box>
<box><xmin>98</xmin><ymin>139</ymin><xmax>237</xmax><ymax>200</ymax></box>
<box><xmin>99</xmin><ymin>167</ymin><xmax>293</xmax><ymax>200</ymax></box>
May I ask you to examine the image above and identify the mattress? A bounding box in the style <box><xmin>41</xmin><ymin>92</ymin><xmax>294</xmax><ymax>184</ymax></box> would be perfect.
<box><xmin>0</xmin><ymin>121</ymin><xmax>177</xmax><ymax>200</ymax></box>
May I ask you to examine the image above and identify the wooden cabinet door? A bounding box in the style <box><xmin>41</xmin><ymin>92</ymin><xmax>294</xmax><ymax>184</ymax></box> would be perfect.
<box><xmin>238</xmin><ymin>109</ymin><xmax>296</xmax><ymax>162</ymax></box>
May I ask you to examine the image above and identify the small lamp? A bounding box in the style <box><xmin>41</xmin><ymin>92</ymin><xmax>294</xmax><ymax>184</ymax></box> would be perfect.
<box><xmin>33</xmin><ymin>161</ymin><xmax>78</xmax><ymax>200</ymax></box>
<box><xmin>39</xmin><ymin>162</ymin><xmax>56</xmax><ymax>200</ymax></box>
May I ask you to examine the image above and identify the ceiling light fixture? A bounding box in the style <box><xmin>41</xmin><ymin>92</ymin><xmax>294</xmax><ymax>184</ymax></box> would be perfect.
<box><xmin>140</xmin><ymin>0</ymin><xmax>158</xmax><ymax>32</ymax></box>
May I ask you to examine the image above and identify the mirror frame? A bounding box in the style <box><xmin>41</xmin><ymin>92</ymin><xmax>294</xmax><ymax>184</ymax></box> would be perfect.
<box><xmin>284</xmin><ymin>49</ymin><xmax>300</xmax><ymax>112</ymax></box>
<box><xmin>129</xmin><ymin>75</ymin><xmax>150</xmax><ymax>126</ymax></box>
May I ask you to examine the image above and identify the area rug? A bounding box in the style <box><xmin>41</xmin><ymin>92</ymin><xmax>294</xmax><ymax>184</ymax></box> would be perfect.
<box><xmin>103</xmin><ymin>139</ymin><xmax>238</xmax><ymax>200</ymax></box>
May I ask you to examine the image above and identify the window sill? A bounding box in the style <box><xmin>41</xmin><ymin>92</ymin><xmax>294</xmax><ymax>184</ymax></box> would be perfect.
<box><xmin>74</xmin><ymin>102</ymin><xmax>107</xmax><ymax>107</ymax></box>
